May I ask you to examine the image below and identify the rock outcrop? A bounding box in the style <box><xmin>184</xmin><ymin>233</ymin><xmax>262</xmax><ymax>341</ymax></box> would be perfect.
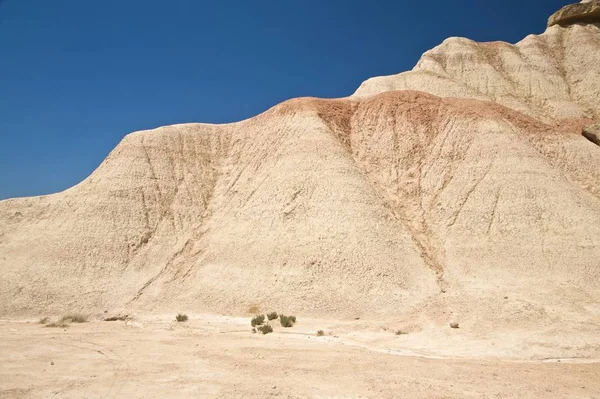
<box><xmin>548</xmin><ymin>0</ymin><xmax>600</xmax><ymax>27</ymax></box>
<box><xmin>353</xmin><ymin>22</ymin><xmax>600</xmax><ymax>125</ymax></box>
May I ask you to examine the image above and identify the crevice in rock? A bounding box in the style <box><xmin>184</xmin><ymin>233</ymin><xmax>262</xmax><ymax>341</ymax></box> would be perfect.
<box><xmin>126</xmin><ymin>128</ymin><xmax>232</xmax><ymax>304</ymax></box>
<box><xmin>582</xmin><ymin>123</ymin><xmax>600</xmax><ymax>146</ymax></box>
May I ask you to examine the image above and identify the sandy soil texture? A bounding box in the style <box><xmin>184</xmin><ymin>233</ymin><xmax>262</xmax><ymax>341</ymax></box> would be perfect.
<box><xmin>1</xmin><ymin>315</ymin><xmax>599</xmax><ymax>399</ymax></box>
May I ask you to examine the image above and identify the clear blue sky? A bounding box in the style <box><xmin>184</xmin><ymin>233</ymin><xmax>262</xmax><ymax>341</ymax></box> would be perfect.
<box><xmin>0</xmin><ymin>0</ymin><xmax>569</xmax><ymax>200</ymax></box>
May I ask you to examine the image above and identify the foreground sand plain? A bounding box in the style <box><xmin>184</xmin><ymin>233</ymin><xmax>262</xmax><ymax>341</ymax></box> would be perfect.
<box><xmin>1</xmin><ymin>314</ymin><xmax>599</xmax><ymax>398</ymax></box>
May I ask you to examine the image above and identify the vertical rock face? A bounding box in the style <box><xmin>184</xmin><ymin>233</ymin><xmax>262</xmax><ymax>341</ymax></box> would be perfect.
<box><xmin>0</xmin><ymin>1</ymin><xmax>599</xmax><ymax>354</ymax></box>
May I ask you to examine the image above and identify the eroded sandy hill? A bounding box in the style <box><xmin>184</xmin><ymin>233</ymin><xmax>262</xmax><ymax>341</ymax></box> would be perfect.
<box><xmin>354</xmin><ymin>15</ymin><xmax>600</xmax><ymax>124</ymax></box>
<box><xmin>0</xmin><ymin>2</ymin><xmax>599</xmax><ymax>353</ymax></box>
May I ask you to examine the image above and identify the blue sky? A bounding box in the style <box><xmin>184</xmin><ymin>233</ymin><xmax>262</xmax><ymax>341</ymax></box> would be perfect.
<box><xmin>0</xmin><ymin>0</ymin><xmax>569</xmax><ymax>200</ymax></box>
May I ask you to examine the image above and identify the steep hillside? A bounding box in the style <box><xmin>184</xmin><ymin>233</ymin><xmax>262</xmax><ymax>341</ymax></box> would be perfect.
<box><xmin>0</xmin><ymin>1</ymin><xmax>599</xmax><ymax>354</ymax></box>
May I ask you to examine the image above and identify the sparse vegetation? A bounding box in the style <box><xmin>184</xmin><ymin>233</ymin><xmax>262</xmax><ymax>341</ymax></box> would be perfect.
<box><xmin>248</xmin><ymin>305</ymin><xmax>260</xmax><ymax>314</ymax></box>
<box><xmin>257</xmin><ymin>324</ymin><xmax>273</xmax><ymax>334</ymax></box>
<box><xmin>251</xmin><ymin>314</ymin><xmax>265</xmax><ymax>327</ymax></box>
<box><xmin>37</xmin><ymin>317</ymin><xmax>50</xmax><ymax>325</ymax></box>
<box><xmin>175</xmin><ymin>314</ymin><xmax>188</xmax><ymax>322</ymax></box>
<box><xmin>317</xmin><ymin>330</ymin><xmax>325</xmax><ymax>336</ymax></box>
<box><xmin>104</xmin><ymin>315</ymin><xmax>129</xmax><ymax>322</ymax></box>
<box><xmin>267</xmin><ymin>311</ymin><xmax>278</xmax><ymax>320</ymax></box>
<box><xmin>252</xmin><ymin>327</ymin><xmax>257</xmax><ymax>333</ymax></box>
<box><xmin>60</xmin><ymin>314</ymin><xmax>88</xmax><ymax>323</ymax></box>
<box><xmin>45</xmin><ymin>321</ymin><xmax>69</xmax><ymax>328</ymax></box>
<box><xmin>449</xmin><ymin>322</ymin><xmax>459</xmax><ymax>329</ymax></box>
<box><xmin>395</xmin><ymin>330</ymin><xmax>407</xmax><ymax>335</ymax></box>
<box><xmin>279</xmin><ymin>314</ymin><xmax>296</xmax><ymax>327</ymax></box>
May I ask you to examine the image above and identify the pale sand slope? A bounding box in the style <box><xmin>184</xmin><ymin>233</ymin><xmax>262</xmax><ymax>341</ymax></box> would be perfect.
<box><xmin>1</xmin><ymin>317</ymin><xmax>599</xmax><ymax>399</ymax></box>
<box><xmin>0</xmin><ymin>2</ymin><xmax>599</xmax><ymax>363</ymax></box>
<box><xmin>1</xmin><ymin>91</ymin><xmax>599</xmax><ymax>358</ymax></box>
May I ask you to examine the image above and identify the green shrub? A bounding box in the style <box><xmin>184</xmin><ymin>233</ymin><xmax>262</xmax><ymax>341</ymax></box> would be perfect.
<box><xmin>267</xmin><ymin>311</ymin><xmax>278</xmax><ymax>320</ymax></box>
<box><xmin>279</xmin><ymin>314</ymin><xmax>296</xmax><ymax>328</ymax></box>
<box><xmin>251</xmin><ymin>314</ymin><xmax>265</xmax><ymax>327</ymax></box>
<box><xmin>175</xmin><ymin>314</ymin><xmax>188</xmax><ymax>322</ymax></box>
<box><xmin>257</xmin><ymin>324</ymin><xmax>273</xmax><ymax>334</ymax></box>
<box><xmin>60</xmin><ymin>314</ymin><xmax>88</xmax><ymax>323</ymax></box>
<box><xmin>317</xmin><ymin>330</ymin><xmax>325</xmax><ymax>336</ymax></box>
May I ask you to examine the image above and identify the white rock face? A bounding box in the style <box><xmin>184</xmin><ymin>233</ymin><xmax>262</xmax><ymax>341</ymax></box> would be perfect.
<box><xmin>0</xmin><ymin>2</ymin><xmax>599</xmax><ymax>354</ymax></box>
<box><xmin>353</xmin><ymin>23</ymin><xmax>600</xmax><ymax>123</ymax></box>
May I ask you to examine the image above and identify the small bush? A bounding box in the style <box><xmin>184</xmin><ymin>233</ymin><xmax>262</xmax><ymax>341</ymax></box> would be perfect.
<box><xmin>251</xmin><ymin>314</ymin><xmax>265</xmax><ymax>327</ymax></box>
<box><xmin>267</xmin><ymin>311</ymin><xmax>278</xmax><ymax>320</ymax></box>
<box><xmin>252</xmin><ymin>327</ymin><xmax>257</xmax><ymax>333</ymax></box>
<box><xmin>175</xmin><ymin>314</ymin><xmax>188</xmax><ymax>322</ymax></box>
<box><xmin>279</xmin><ymin>314</ymin><xmax>296</xmax><ymax>328</ymax></box>
<box><xmin>248</xmin><ymin>305</ymin><xmax>260</xmax><ymax>314</ymax></box>
<box><xmin>45</xmin><ymin>321</ymin><xmax>69</xmax><ymax>328</ymax></box>
<box><xmin>395</xmin><ymin>330</ymin><xmax>407</xmax><ymax>335</ymax></box>
<box><xmin>60</xmin><ymin>314</ymin><xmax>88</xmax><ymax>323</ymax></box>
<box><xmin>104</xmin><ymin>315</ymin><xmax>129</xmax><ymax>322</ymax></box>
<box><xmin>317</xmin><ymin>330</ymin><xmax>325</xmax><ymax>336</ymax></box>
<box><xmin>38</xmin><ymin>317</ymin><xmax>50</xmax><ymax>325</ymax></box>
<box><xmin>257</xmin><ymin>324</ymin><xmax>273</xmax><ymax>334</ymax></box>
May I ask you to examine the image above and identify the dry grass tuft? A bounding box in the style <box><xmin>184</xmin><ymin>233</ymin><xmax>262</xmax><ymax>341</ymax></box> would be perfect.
<box><xmin>60</xmin><ymin>314</ymin><xmax>88</xmax><ymax>323</ymax></box>
<box><xmin>251</xmin><ymin>314</ymin><xmax>265</xmax><ymax>327</ymax></box>
<box><xmin>267</xmin><ymin>311</ymin><xmax>278</xmax><ymax>320</ymax></box>
<box><xmin>45</xmin><ymin>321</ymin><xmax>69</xmax><ymax>328</ymax></box>
<box><xmin>104</xmin><ymin>315</ymin><xmax>129</xmax><ymax>322</ymax></box>
<box><xmin>257</xmin><ymin>324</ymin><xmax>273</xmax><ymax>334</ymax></box>
<box><xmin>279</xmin><ymin>315</ymin><xmax>296</xmax><ymax>328</ymax></box>
<box><xmin>175</xmin><ymin>314</ymin><xmax>188</xmax><ymax>322</ymax></box>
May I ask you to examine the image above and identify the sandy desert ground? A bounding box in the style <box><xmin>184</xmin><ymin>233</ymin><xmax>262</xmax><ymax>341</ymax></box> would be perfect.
<box><xmin>1</xmin><ymin>315</ymin><xmax>600</xmax><ymax>399</ymax></box>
